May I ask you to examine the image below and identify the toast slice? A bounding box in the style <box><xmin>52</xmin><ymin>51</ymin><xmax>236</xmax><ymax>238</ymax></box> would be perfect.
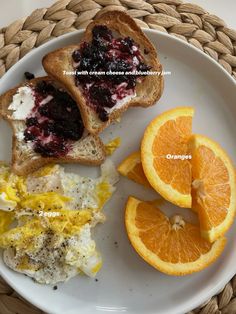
<box><xmin>0</xmin><ymin>77</ymin><xmax>106</xmax><ymax>176</ymax></box>
<box><xmin>43</xmin><ymin>11</ymin><xmax>164</xmax><ymax>134</ymax></box>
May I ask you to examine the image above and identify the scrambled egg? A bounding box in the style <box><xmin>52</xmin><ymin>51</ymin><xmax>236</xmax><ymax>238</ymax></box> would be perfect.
<box><xmin>0</xmin><ymin>211</ymin><xmax>13</xmax><ymax>234</ymax></box>
<box><xmin>105</xmin><ymin>137</ymin><xmax>121</xmax><ymax>156</ymax></box>
<box><xmin>0</xmin><ymin>161</ymin><xmax>119</xmax><ymax>284</ymax></box>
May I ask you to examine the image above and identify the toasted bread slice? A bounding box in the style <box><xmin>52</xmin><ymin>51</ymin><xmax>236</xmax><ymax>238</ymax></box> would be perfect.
<box><xmin>0</xmin><ymin>77</ymin><xmax>106</xmax><ymax>175</ymax></box>
<box><xmin>43</xmin><ymin>11</ymin><xmax>164</xmax><ymax>134</ymax></box>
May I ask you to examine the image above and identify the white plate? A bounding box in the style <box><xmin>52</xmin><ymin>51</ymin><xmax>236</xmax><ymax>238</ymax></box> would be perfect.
<box><xmin>0</xmin><ymin>30</ymin><xmax>236</xmax><ymax>314</ymax></box>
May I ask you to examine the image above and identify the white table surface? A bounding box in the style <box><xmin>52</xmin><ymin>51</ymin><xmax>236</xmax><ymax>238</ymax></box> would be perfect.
<box><xmin>0</xmin><ymin>0</ymin><xmax>235</xmax><ymax>29</ymax></box>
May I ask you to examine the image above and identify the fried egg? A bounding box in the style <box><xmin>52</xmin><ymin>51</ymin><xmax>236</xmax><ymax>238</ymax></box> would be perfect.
<box><xmin>0</xmin><ymin>160</ymin><xmax>119</xmax><ymax>284</ymax></box>
<box><xmin>105</xmin><ymin>137</ymin><xmax>121</xmax><ymax>156</ymax></box>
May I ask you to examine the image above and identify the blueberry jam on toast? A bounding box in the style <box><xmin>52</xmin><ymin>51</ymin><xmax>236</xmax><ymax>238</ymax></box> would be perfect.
<box><xmin>72</xmin><ymin>25</ymin><xmax>151</xmax><ymax>122</ymax></box>
<box><xmin>24</xmin><ymin>81</ymin><xmax>84</xmax><ymax>157</ymax></box>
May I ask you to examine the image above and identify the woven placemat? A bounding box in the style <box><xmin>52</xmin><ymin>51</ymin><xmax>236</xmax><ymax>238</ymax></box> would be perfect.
<box><xmin>0</xmin><ymin>1</ymin><xmax>236</xmax><ymax>313</ymax></box>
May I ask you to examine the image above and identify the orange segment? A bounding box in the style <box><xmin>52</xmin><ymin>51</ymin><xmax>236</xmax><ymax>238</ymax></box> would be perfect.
<box><xmin>190</xmin><ymin>135</ymin><xmax>236</xmax><ymax>242</ymax></box>
<box><xmin>117</xmin><ymin>151</ymin><xmax>151</xmax><ymax>188</ymax></box>
<box><xmin>125</xmin><ymin>197</ymin><xmax>226</xmax><ymax>275</ymax></box>
<box><xmin>141</xmin><ymin>107</ymin><xmax>194</xmax><ymax>208</ymax></box>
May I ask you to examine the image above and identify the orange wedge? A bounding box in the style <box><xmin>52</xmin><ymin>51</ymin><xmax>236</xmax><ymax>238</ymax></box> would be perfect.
<box><xmin>117</xmin><ymin>151</ymin><xmax>151</xmax><ymax>188</ymax></box>
<box><xmin>141</xmin><ymin>107</ymin><xmax>194</xmax><ymax>208</ymax></box>
<box><xmin>125</xmin><ymin>197</ymin><xmax>226</xmax><ymax>275</ymax></box>
<box><xmin>190</xmin><ymin>135</ymin><xmax>236</xmax><ymax>242</ymax></box>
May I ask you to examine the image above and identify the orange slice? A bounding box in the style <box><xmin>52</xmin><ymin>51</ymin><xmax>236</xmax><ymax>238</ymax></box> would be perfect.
<box><xmin>125</xmin><ymin>197</ymin><xmax>226</xmax><ymax>275</ymax></box>
<box><xmin>117</xmin><ymin>151</ymin><xmax>151</xmax><ymax>188</ymax></box>
<box><xmin>190</xmin><ymin>135</ymin><xmax>236</xmax><ymax>242</ymax></box>
<box><xmin>141</xmin><ymin>107</ymin><xmax>194</xmax><ymax>208</ymax></box>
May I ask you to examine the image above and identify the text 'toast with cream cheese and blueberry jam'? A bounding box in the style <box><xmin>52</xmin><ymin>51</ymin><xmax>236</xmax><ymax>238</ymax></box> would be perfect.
<box><xmin>72</xmin><ymin>25</ymin><xmax>151</xmax><ymax>122</ymax></box>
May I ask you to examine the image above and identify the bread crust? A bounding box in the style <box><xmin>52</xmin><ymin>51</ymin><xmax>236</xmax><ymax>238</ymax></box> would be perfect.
<box><xmin>43</xmin><ymin>11</ymin><xmax>164</xmax><ymax>134</ymax></box>
<box><xmin>11</xmin><ymin>131</ymin><xmax>105</xmax><ymax>176</ymax></box>
<box><xmin>0</xmin><ymin>77</ymin><xmax>106</xmax><ymax>176</ymax></box>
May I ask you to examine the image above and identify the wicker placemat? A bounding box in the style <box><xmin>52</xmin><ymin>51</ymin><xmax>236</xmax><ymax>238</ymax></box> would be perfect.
<box><xmin>0</xmin><ymin>1</ymin><xmax>236</xmax><ymax>313</ymax></box>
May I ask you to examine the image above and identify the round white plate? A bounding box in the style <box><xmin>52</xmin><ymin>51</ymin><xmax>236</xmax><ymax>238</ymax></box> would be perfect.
<box><xmin>0</xmin><ymin>29</ymin><xmax>236</xmax><ymax>314</ymax></box>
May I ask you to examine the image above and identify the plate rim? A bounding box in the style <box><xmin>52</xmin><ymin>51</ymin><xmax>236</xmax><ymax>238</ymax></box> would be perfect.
<box><xmin>0</xmin><ymin>28</ymin><xmax>236</xmax><ymax>314</ymax></box>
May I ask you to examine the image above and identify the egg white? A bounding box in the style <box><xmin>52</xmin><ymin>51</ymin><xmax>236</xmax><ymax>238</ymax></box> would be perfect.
<box><xmin>0</xmin><ymin>160</ymin><xmax>119</xmax><ymax>284</ymax></box>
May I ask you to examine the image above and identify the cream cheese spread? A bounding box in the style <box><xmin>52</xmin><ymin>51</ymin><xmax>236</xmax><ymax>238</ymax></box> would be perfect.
<box><xmin>8</xmin><ymin>86</ymin><xmax>35</xmax><ymax>120</ymax></box>
<box><xmin>108</xmin><ymin>92</ymin><xmax>136</xmax><ymax>114</ymax></box>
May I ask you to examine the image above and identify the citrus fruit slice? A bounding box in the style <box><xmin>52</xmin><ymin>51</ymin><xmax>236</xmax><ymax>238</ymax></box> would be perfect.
<box><xmin>125</xmin><ymin>196</ymin><xmax>226</xmax><ymax>275</ymax></box>
<box><xmin>141</xmin><ymin>107</ymin><xmax>194</xmax><ymax>208</ymax></box>
<box><xmin>190</xmin><ymin>135</ymin><xmax>236</xmax><ymax>242</ymax></box>
<box><xmin>117</xmin><ymin>151</ymin><xmax>151</xmax><ymax>188</ymax></box>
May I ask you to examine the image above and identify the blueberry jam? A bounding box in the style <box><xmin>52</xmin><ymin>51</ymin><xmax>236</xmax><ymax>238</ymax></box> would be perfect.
<box><xmin>24</xmin><ymin>71</ymin><xmax>35</xmax><ymax>80</ymax></box>
<box><xmin>24</xmin><ymin>81</ymin><xmax>84</xmax><ymax>157</ymax></box>
<box><xmin>72</xmin><ymin>25</ymin><xmax>151</xmax><ymax>122</ymax></box>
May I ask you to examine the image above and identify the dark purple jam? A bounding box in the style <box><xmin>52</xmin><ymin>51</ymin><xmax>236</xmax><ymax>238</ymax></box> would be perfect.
<box><xmin>24</xmin><ymin>71</ymin><xmax>35</xmax><ymax>80</ymax></box>
<box><xmin>72</xmin><ymin>25</ymin><xmax>151</xmax><ymax>122</ymax></box>
<box><xmin>24</xmin><ymin>81</ymin><xmax>84</xmax><ymax>157</ymax></box>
